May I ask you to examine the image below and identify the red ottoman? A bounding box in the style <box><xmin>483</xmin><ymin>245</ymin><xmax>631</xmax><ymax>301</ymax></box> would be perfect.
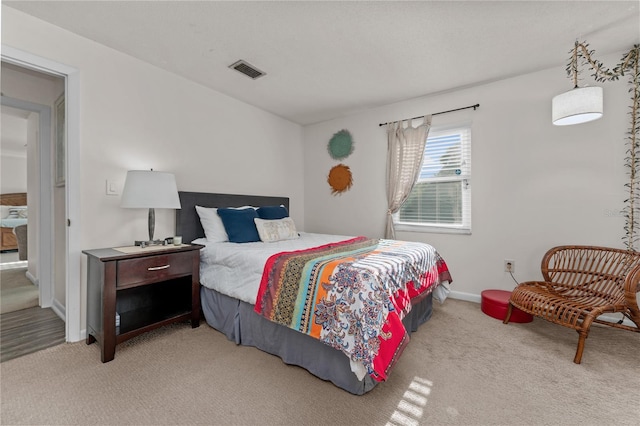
<box><xmin>481</xmin><ymin>289</ymin><xmax>533</xmax><ymax>323</ymax></box>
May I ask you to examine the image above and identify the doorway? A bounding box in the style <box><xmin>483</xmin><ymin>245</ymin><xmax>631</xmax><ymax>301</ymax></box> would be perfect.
<box><xmin>1</xmin><ymin>45</ymin><xmax>82</xmax><ymax>344</ymax></box>
<box><xmin>1</xmin><ymin>62</ymin><xmax>61</xmax><ymax>304</ymax></box>
<box><xmin>0</xmin><ymin>64</ymin><xmax>67</xmax><ymax>360</ymax></box>
<box><xmin>0</xmin><ymin>106</ymin><xmax>37</xmax><ymax>313</ymax></box>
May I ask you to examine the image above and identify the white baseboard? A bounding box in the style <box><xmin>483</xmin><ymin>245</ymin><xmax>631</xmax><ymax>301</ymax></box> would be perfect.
<box><xmin>449</xmin><ymin>290</ymin><xmax>481</xmax><ymax>304</ymax></box>
<box><xmin>51</xmin><ymin>298</ymin><xmax>65</xmax><ymax>323</ymax></box>
<box><xmin>25</xmin><ymin>271</ymin><xmax>38</xmax><ymax>286</ymax></box>
<box><xmin>597</xmin><ymin>314</ymin><xmax>635</xmax><ymax>328</ymax></box>
<box><xmin>447</xmin><ymin>290</ymin><xmax>636</xmax><ymax>328</ymax></box>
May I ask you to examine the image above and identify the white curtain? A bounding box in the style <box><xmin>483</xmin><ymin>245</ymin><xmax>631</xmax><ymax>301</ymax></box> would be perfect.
<box><xmin>385</xmin><ymin>115</ymin><xmax>432</xmax><ymax>239</ymax></box>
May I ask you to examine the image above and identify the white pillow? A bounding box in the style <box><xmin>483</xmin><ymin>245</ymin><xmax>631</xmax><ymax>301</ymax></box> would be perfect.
<box><xmin>196</xmin><ymin>206</ymin><xmax>227</xmax><ymax>243</ymax></box>
<box><xmin>0</xmin><ymin>206</ymin><xmax>10</xmax><ymax>219</ymax></box>
<box><xmin>6</xmin><ymin>206</ymin><xmax>27</xmax><ymax>219</ymax></box>
<box><xmin>254</xmin><ymin>217</ymin><xmax>299</xmax><ymax>243</ymax></box>
<box><xmin>195</xmin><ymin>205</ymin><xmax>255</xmax><ymax>243</ymax></box>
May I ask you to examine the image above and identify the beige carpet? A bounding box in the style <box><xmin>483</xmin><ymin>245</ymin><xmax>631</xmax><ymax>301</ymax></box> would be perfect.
<box><xmin>0</xmin><ymin>267</ymin><xmax>38</xmax><ymax>314</ymax></box>
<box><xmin>1</xmin><ymin>298</ymin><xmax>639</xmax><ymax>426</ymax></box>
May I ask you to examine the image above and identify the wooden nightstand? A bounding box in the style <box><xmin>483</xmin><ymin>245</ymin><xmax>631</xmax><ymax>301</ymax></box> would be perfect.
<box><xmin>82</xmin><ymin>244</ymin><xmax>203</xmax><ymax>362</ymax></box>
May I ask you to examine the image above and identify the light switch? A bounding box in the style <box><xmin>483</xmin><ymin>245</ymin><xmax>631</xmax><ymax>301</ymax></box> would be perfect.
<box><xmin>106</xmin><ymin>179</ymin><xmax>119</xmax><ymax>196</ymax></box>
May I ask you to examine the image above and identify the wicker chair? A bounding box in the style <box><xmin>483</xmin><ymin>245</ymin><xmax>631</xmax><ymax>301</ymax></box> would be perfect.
<box><xmin>503</xmin><ymin>245</ymin><xmax>640</xmax><ymax>364</ymax></box>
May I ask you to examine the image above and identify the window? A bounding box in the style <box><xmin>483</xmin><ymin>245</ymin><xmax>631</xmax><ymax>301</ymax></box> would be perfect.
<box><xmin>394</xmin><ymin>124</ymin><xmax>471</xmax><ymax>234</ymax></box>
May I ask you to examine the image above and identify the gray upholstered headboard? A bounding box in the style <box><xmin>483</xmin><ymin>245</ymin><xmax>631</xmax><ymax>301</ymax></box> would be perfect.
<box><xmin>175</xmin><ymin>191</ymin><xmax>290</xmax><ymax>244</ymax></box>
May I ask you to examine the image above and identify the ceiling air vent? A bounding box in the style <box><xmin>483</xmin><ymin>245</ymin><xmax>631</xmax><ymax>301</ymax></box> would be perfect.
<box><xmin>229</xmin><ymin>60</ymin><xmax>266</xmax><ymax>79</ymax></box>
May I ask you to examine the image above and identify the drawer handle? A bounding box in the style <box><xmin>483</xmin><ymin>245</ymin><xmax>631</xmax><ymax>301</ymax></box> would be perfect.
<box><xmin>147</xmin><ymin>264</ymin><xmax>170</xmax><ymax>271</ymax></box>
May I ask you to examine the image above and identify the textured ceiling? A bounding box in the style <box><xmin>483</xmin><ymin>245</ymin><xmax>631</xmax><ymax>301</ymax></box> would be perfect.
<box><xmin>4</xmin><ymin>1</ymin><xmax>640</xmax><ymax>125</ymax></box>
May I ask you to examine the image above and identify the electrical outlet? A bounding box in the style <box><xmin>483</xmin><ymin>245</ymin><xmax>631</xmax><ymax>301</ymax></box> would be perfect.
<box><xmin>504</xmin><ymin>259</ymin><xmax>515</xmax><ymax>273</ymax></box>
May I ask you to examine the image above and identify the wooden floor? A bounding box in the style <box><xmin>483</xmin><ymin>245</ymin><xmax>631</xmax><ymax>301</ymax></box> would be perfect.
<box><xmin>1</xmin><ymin>307</ymin><xmax>65</xmax><ymax>363</ymax></box>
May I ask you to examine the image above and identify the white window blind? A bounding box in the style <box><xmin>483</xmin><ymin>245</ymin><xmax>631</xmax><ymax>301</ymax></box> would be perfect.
<box><xmin>395</xmin><ymin>124</ymin><xmax>472</xmax><ymax>234</ymax></box>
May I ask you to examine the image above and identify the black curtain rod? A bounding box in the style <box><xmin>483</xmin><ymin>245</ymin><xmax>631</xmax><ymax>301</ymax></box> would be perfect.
<box><xmin>378</xmin><ymin>103</ymin><xmax>480</xmax><ymax>127</ymax></box>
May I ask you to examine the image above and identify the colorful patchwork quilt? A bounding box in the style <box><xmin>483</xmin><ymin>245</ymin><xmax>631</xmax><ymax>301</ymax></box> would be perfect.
<box><xmin>254</xmin><ymin>236</ymin><xmax>452</xmax><ymax>381</ymax></box>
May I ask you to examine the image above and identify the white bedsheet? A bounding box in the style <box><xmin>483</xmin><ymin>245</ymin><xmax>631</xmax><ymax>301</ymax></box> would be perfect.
<box><xmin>0</xmin><ymin>218</ymin><xmax>27</xmax><ymax>228</ymax></box>
<box><xmin>195</xmin><ymin>232</ymin><xmax>352</xmax><ymax>304</ymax></box>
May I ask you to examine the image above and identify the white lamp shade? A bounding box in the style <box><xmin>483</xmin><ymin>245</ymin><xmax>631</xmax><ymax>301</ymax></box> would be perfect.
<box><xmin>121</xmin><ymin>170</ymin><xmax>181</xmax><ymax>209</ymax></box>
<box><xmin>552</xmin><ymin>86</ymin><xmax>603</xmax><ymax>126</ymax></box>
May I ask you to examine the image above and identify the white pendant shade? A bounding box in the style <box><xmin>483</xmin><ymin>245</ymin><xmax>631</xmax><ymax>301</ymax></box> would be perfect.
<box><xmin>552</xmin><ymin>86</ymin><xmax>603</xmax><ymax>126</ymax></box>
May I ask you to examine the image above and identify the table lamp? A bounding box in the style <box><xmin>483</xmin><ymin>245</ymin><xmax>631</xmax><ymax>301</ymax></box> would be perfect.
<box><xmin>120</xmin><ymin>169</ymin><xmax>181</xmax><ymax>246</ymax></box>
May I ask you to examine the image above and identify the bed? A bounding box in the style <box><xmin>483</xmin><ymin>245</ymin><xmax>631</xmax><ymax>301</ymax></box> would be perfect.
<box><xmin>175</xmin><ymin>191</ymin><xmax>452</xmax><ymax>394</ymax></box>
<box><xmin>0</xmin><ymin>192</ymin><xmax>28</xmax><ymax>252</ymax></box>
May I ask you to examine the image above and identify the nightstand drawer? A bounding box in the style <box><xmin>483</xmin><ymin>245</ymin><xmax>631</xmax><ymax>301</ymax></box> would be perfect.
<box><xmin>117</xmin><ymin>251</ymin><xmax>193</xmax><ymax>288</ymax></box>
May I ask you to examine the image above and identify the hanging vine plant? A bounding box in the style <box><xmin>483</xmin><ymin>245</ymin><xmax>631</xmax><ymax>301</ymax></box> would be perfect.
<box><xmin>568</xmin><ymin>41</ymin><xmax>640</xmax><ymax>250</ymax></box>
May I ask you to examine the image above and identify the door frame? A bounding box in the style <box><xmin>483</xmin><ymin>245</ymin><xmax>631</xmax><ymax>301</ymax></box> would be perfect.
<box><xmin>2</xmin><ymin>45</ymin><xmax>82</xmax><ymax>342</ymax></box>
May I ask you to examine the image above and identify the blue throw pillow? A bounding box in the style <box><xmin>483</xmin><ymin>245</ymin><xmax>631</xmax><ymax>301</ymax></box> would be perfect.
<box><xmin>256</xmin><ymin>205</ymin><xmax>289</xmax><ymax>220</ymax></box>
<box><xmin>216</xmin><ymin>208</ymin><xmax>260</xmax><ymax>243</ymax></box>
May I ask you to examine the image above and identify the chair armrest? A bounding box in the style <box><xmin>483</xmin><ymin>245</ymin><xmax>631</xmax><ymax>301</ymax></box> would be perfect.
<box><xmin>623</xmin><ymin>264</ymin><xmax>640</xmax><ymax>324</ymax></box>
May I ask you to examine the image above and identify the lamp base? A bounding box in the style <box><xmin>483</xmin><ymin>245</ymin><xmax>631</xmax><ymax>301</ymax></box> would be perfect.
<box><xmin>134</xmin><ymin>239</ymin><xmax>168</xmax><ymax>248</ymax></box>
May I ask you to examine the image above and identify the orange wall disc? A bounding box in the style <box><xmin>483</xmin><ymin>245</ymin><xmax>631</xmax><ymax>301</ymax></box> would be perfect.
<box><xmin>327</xmin><ymin>164</ymin><xmax>353</xmax><ymax>195</ymax></box>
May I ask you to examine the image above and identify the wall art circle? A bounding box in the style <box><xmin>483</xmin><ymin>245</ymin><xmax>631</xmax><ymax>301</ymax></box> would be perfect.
<box><xmin>327</xmin><ymin>129</ymin><xmax>354</xmax><ymax>160</ymax></box>
<box><xmin>327</xmin><ymin>164</ymin><xmax>353</xmax><ymax>195</ymax></box>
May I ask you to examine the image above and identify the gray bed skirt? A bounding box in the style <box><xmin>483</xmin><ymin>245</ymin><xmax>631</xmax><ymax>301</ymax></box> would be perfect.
<box><xmin>200</xmin><ymin>286</ymin><xmax>435</xmax><ymax>395</ymax></box>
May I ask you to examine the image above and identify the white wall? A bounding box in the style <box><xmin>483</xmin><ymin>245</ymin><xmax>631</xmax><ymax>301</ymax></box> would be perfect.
<box><xmin>2</xmin><ymin>6</ymin><xmax>305</xmax><ymax>334</ymax></box>
<box><xmin>4</xmin><ymin>4</ymin><xmax>632</xmax><ymax>327</ymax></box>
<box><xmin>1</xmin><ymin>111</ymin><xmax>28</xmax><ymax>193</ymax></box>
<box><xmin>303</xmin><ymin>52</ymin><xmax>630</xmax><ymax>300</ymax></box>
<box><xmin>0</xmin><ymin>154</ymin><xmax>27</xmax><ymax>194</ymax></box>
